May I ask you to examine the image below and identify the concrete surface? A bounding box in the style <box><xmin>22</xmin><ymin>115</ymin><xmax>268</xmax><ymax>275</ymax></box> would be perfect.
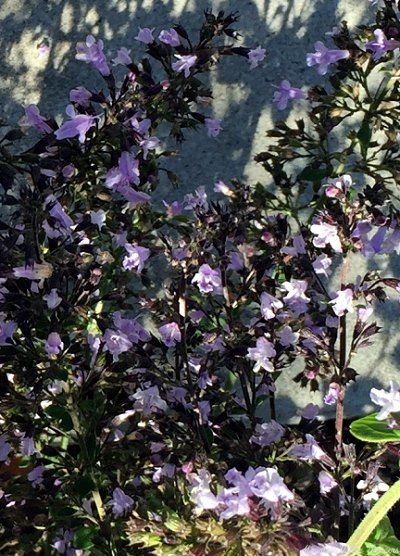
<box><xmin>1</xmin><ymin>0</ymin><xmax>397</xmax><ymax>423</ymax></box>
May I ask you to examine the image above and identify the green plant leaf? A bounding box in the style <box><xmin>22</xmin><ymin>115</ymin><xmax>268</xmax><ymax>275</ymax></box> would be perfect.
<box><xmin>350</xmin><ymin>413</ymin><xmax>400</xmax><ymax>443</ymax></box>
<box><xmin>359</xmin><ymin>516</ymin><xmax>400</xmax><ymax>555</ymax></box>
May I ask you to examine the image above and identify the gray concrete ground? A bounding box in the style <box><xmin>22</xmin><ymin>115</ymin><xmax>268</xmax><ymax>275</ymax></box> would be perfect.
<box><xmin>1</xmin><ymin>0</ymin><xmax>396</xmax><ymax>422</ymax></box>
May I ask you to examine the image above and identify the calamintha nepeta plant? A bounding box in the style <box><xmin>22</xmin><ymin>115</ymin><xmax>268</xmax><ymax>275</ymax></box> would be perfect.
<box><xmin>1</xmin><ymin>2</ymin><xmax>400</xmax><ymax>555</ymax></box>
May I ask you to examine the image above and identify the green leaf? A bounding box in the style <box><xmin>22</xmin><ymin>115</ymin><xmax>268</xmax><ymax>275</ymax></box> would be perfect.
<box><xmin>44</xmin><ymin>405</ymin><xmax>74</xmax><ymax>431</ymax></box>
<box><xmin>357</xmin><ymin>116</ymin><xmax>372</xmax><ymax>157</ymax></box>
<box><xmin>359</xmin><ymin>516</ymin><xmax>400</xmax><ymax>555</ymax></box>
<box><xmin>298</xmin><ymin>166</ymin><xmax>328</xmax><ymax>182</ymax></box>
<box><xmin>73</xmin><ymin>526</ymin><xmax>96</xmax><ymax>550</ymax></box>
<box><xmin>74</xmin><ymin>476</ymin><xmax>95</xmax><ymax>497</ymax></box>
<box><xmin>350</xmin><ymin>413</ymin><xmax>400</xmax><ymax>443</ymax></box>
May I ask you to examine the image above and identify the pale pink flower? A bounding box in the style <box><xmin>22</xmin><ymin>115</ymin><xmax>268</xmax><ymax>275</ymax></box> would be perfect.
<box><xmin>310</xmin><ymin>221</ymin><xmax>342</xmax><ymax>252</ymax></box>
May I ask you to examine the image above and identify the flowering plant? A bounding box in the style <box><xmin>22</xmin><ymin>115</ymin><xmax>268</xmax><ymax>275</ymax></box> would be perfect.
<box><xmin>2</xmin><ymin>3</ymin><xmax>400</xmax><ymax>555</ymax></box>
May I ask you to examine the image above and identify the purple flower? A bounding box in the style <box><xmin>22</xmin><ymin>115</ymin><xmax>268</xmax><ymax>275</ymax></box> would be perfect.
<box><xmin>370</xmin><ymin>381</ymin><xmax>400</xmax><ymax>420</ymax></box>
<box><xmin>135</xmin><ymin>27</ymin><xmax>155</xmax><ymax>44</ymax></box>
<box><xmin>69</xmin><ymin>86</ymin><xmax>92</xmax><ymax>107</ymax></box>
<box><xmin>191</xmin><ymin>264</ymin><xmax>222</xmax><ymax>294</ymax></box>
<box><xmin>113</xmin><ymin>313</ymin><xmax>151</xmax><ymax>343</ymax></box>
<box><xmin>28</xmin><ymin>464</ymin><xmax>45</xmax><ymax>486</ymax></box>
<box><xmin>188</xmin><ymin>469</ymin><xmax>219</xmax><ymax>514</ymax></box>
<box><xmin>0</xmin><ymin>319</ymin><xmax>17</xmax><ymax>345</ymax></box>
<box><xmin>103</xmin><ymin>329</ymin><xmax>132</xmax><ymax>362</ymax></box>
<box><xmin>105</xmin><ymin>151</ymin><xmax>140</xmax><ymax>189</ymax></box>
<box><xmin>159</xmin><ymin>322</ymin><xmax>181</xmax><ymax>347</ymax></box>
<box><xmin>55</xmin><ymin>105</ymin><xmax>96</xmax><ymax>144</ymax></box>
<box><xmin>318</xmin><ymin>471</ymin><xmax>337</xmax><ymax>494</ymax></box>
<box><xmin>277</xmin><ymin>325</ymin><xmax>299</xmax><ymax>347</ymax></box>
<box><xmin>324</xmin><ymin>382</ymin><xmax>340</xmax><ymax>405</ymax></box>
<box><xmin>281</xmin><ymin>234</ymin><xmax>306</xmax><ymax>256</ymax></box>
<box><xmin>289</xmin><ymin>434</ymin><xmax>334</xmax><ymax>466</ymax></box>
<box><xmin>312</xmin><ymin>254</ymin><xmax>332</xmax><ymax>277</ymax></box>
<box><xmin>159</xmin><ymin>29</ymin><xmax>180</xmax><ymax>47</ymax></box>
<box><xmin>250</xmin><ymin>420</ymin><xmax>285</xmax><ymax>447</ymax></box>
<box><xmin>122</xmin><ymin>244</ymin><xmax>150</xmax><ymax>272</ymax></box>
<box><xmin>139</xmin><ymin>136</ymin><xmax>160</xmax><ymax>159</ymax></box>
<box><xmin>306</xmin><ymin>41</ymin><xmax>349</xmax><ymax>75</ymax></box>
<box><xmin>273</xmin><ymin>80</ymin><xmax>304</xmax><ymax>110</ymax></box>
<box><xmin>365</xmin><ymin>29</ymin><xmax>400</xmax><ymax>61</ymax></box>
<box><xmin>112</xmin><ymin>47</ymin><xmax>132</xmax><ymax>66</ymax></box>
<box><xmin>296</xmin><ymin>403</ymin><xmax>320</xmax><ymax>420</ymax></box>
<box><xmin>204</xmin><ymin>118</ymin><xmax>222</xmax><ymax>137</ymax></box>
<box><xmin>20</xmin><ymin>104</ymin><xmax>52</xmax><ymax>133</ymax></box>
<box><xmin>281</xmin><ymin>279</ymin><xmax>310</xmax><ymax>316</ymax></box>
<box><xmin>172</xmin><ymin>54</ymin><xmax>197</xmax><ymax>77</ymax></box>
<box><xmin>45</xmin><ymin>332</ymin><xmax>64</xmax><ymax>356</ymax></box>
<box><xmin>248</xmin><ymin>46</ymin><xmax>266</xmax><ymax>68</ymax></box>
<box><xmin>0</xmin><ymin>434</ymin><xmax>11</xmax><ymax>462</ymax></box>
<box><xmin>300</xmin><ymin>542</ymin><xmax>349</xmax><ymax>556</ymax></box>
<box><xmin>43</xmin><ymin>288</ymin><xmax>62</xmax><ymax>310</ymax></box>
<box><xmin>75</xmin><ymin>35</ymin><xmax>110</xmax><ymax>76</ymax></box>
<box><xmin>260</xmin><ymin>292</ymin><xmax>283</xmax><ymax>320</ymax></box>
<box><xmin>130</xmin><ymin>385</ymin><xmax>168</xmax><ymax>415</ymax></box>
<box><xmin>330</xmin><ymin>288</ymin><xmax>353</xmax><ymax>317</ymax></box>
<box><xmin>107</xmin><ymin>487</ymin><xmax>134</xmax><ymax>517</ymax></box>
<box><xmin>247</xmin><ymin>336</ymin><xmax>276</xmax><ymax>373</ymax></box>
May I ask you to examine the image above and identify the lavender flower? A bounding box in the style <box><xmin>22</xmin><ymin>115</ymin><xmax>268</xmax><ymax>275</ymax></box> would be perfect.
<box><xmin>191</xmin><ymin>264</ymin><xmax>222</xmax><ymax>294</ymax></box>
<box><xmin>250</xmin><ymin>420</ymin><xmax>285</xmax><ymax>447</ymax></box>
<box><xmin>130</xmin><ymin>385</ymin><xmax>168</xmax><ymax>415</ymax></box>
<box><xmin>158</xmin><ymin>322</ymin><xmax>181</xmax><ymax>347</ymax></box>
<box><xmin>112</xmin><ymin>47</ymin><xmax>132</xmax><ymax>66</ymax></box>
<box><xmin>107</xmin><ymin>487</ymin><xmax>134</xmax><ymax>517</ymax></box>
<box><xmin>260</xmin><ymin>292</ymin><xmax>283</xmax><ymax>319</ymax></box>
<box><xmin>310</xmin><ymin>221</ymin><xmax>342</xmax><ymax>252</ymax></box>
<box><xmin>300</xmin><ymin>542</ymin><xmax>349</xmax><ymax>556</ymax></box>
<box><xmin>247</xmin><ymin>336</ymin><xmax>276</xmax><ymax>373</ymax></box>
<box><xmin>330</xmin><ymin>288</ymin><xmax>353</xmax><ymax>317</ymax></box>
<box><xmin>370</xmin><ymin>381</ymin><xmax>400</xmax><ymax>420</ymax></box>
<box><xmin>69</xmin><ymin>86</ymin><xmax>92</xmax><ymax>107</ymax></box>
<box><xmin>273</xmin><ymin>80</ymin><xmax>304</xmax><ymax>110</ymax></box>
<box><xmin>75</xmin><ymin>35</ymin><xmax>110</xmax><ymax>76</ymax></box>
<box><xmin>204</xmin><ymin>118</ymin><xmax>222</xmax><ymax>137</ymax></box>
<box><xmin>306</xmin><ymin>41</ymin><xmax>349</xmax><ymax>75</ymax></box>
<box><xmin>172</xmin><ymin>54</ymin><xmax>197</xmax><ymax>77</ymax></box>
<box><xmin>134</xmin><ymin>27</ymin><xmax>155</xmax><ymax>44</ymax></box>
<box><xmin>103</xmin><ymin>329</ymin><xmax>132</xmax><ymax>362</ymax></box>
<box><xmin>43</xmin><ymin>288</ymin><xmax>62</xmax><ymax>310</ymax></box>
<box><xmin>20</xmin><ymin>104</ymin><xmax>52</xmax><ymax>133</ymax></box>
<box><xmin>319</xmin><ymin>471</ymin><xmax>338</xmax><ymax>494</ymax></box>
<box><xmin>45</xmin><ymin>332</ymin><xmax>64</xmax><ymax>356</ymax></box>
<box><xmin>122</xmin><ymin>244</ymin><xmax>150</xmax><ymax>272</ymax></box>
<box><xmin>159</xmin><ymin>29</ymin><xmax>180</xmax><ymax>47</ymax></box>
<box><xmin>0</xmin><ymin>319</ymin><xmax>17</xmax><ymax>345</ymax></box>
<box><xmin>55</xmin><ymin>105</ymin><xmax>96</xmax><ymax>144</ymax></box>
<box><xmin>247</xmin><ymin>45</ymin><xmax>266</xmax><ymax>68</ymax></box>
<box><xmin>0</xmin><ymin>434</ymin><xmax>11</xmax><ymax>461</ymax></box>
<box><xmin>289</xmin><ymin>434</ymin><xmax>334</xmax><ymax>466</ymax></box>
<box><xmin>365</xmin><ymin>29</ymin><xmax>400</xmax><ymax>61</ymax></box>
